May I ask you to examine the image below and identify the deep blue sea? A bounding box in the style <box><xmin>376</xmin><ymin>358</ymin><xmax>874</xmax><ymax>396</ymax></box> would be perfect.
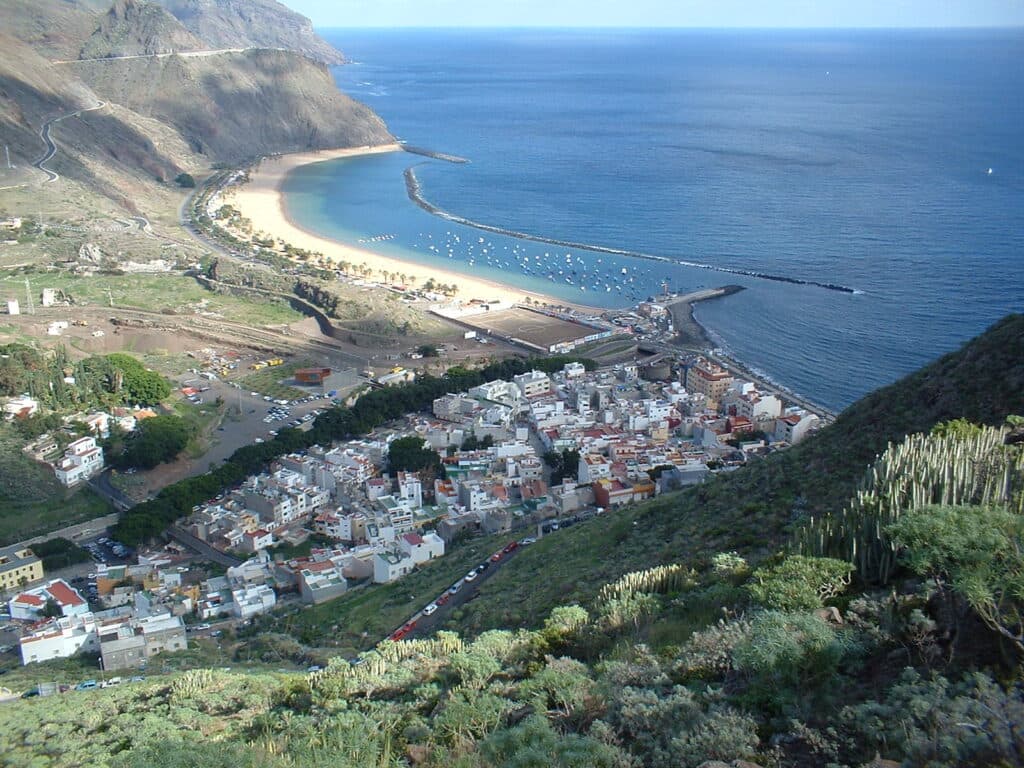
<box><xmin>282</xmin><ymin>29</ymin><xmax>1024</xmax><ymax>411</ymax></box>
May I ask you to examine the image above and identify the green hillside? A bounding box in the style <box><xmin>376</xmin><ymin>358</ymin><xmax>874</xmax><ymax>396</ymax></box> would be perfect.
<box><xmin>1</xmin><ymin>315</ymin><xmax>1022</xmax><ymax>768</ymax></box>
<box><xmin>451</xmin><ymin>314</ymin><xmax>1024</xmax><ymax>633</ymax></box>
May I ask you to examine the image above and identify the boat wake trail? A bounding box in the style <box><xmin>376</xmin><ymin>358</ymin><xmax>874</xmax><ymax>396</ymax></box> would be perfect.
<box><xmin>403</xmin><ymin>165</ymin><xmax>859</xmax><ymax>295</ymax></box>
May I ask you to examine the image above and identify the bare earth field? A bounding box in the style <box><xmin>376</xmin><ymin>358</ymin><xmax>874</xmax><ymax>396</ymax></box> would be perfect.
<box><xmin>459</xmin><ymin>307</ymin><xmax>598</xmax><ymax>352</ymax></box>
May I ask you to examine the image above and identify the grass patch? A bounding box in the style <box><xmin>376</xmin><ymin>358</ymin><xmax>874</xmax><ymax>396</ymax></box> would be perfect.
<box><xmin>262</xmin><ymin>530</ymin><xmax>516</xmax><ymax>655</ymax></box>
<box><xmin>238</xmin><ymin>361</ymin><xmax>310</xmax><ymax>401</ymax></box>
<box><xmin>267</xmin><ymin>533</ymin><xmax>333</xmax><ymax>561</ymax></box>
<box><xmin>0</xmin><ymin>273</ymin><xmax>303</xmax><ymax>327</ymax></box>
<box><xmin>171</xmin><ymin>398</ymin><xmax>225</xmax><ymax>458</ymax></box>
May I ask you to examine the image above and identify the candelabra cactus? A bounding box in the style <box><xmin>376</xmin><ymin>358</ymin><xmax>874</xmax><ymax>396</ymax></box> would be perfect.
<box><xmin>795</xmin><ymin>423</ymin><xmax>1023</xmax><ymax>583</ymax></box>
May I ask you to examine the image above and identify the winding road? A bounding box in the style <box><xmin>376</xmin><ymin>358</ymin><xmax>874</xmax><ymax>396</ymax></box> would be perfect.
<box><xmin>33</xmin><ymin>100</ymin><xmax>107</xmax><ymax>182</ymax></box>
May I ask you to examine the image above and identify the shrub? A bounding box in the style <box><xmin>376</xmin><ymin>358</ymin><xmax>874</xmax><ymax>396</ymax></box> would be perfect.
<box><xmin>732</xmin><ymin>611</ymin><xmax>859</xmax><ymax>715</ymax></box>
<box><xmin>746</xmin><ymin>555</ymin><xmax>853</xmax><ymax>611</ymax></box>
<box><xmin>842</xmin><ymin>669</ymin><xmax>1024</xmax><ymax>767</ymax></box>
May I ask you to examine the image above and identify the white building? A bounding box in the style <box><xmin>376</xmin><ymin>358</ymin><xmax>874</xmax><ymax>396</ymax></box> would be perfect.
<box><xmin>397</xmin><ymin>531</ymin><xmax>445</xmax><ymax>565</ymax></box>
<box><xmin>373</xmin><ymin>552</ymin><xmax>414</xmax><ymax>584</ymax></box>
<box><xmin>468</xmin><ymin>380</ymin><xmax>521</xmax><ymax>405</ymax></box>
<box><xmin>53</xmin><ymin>436</ymin><xmax>105</xmax><ymax>487</ymax></box>
<box><xmin>2</xmin><ymin>395</ymin><xmax>38</xmax><ymax>419</ymax></box>
<box><xmin>240</xmin><ymin>529</ymin><xmax>274</xmax><ymax>553</ymax></box>
<box><xmin>774</xmin><ymin>412</ymin><xmax>820</xmax><ymax>445</ymax></box>
<box><xmin>396</xmin><ymin>471</ymin><xmax>423</xmax><ymax>509</ymax></box>
<box><xmin>563</xmin><ymin>361</ymin><xmax>586</xmax><ymax>379</ymax></box>
<box><xmin>378</xmin><ymin>369</ymin><xmax>416</xmax><ymax>387</ymax></box>
<box><xmin>297</xmin><ymin>561</ymin><xmax>348</xmax><ymax>604</ymax></box>
<box><xmin>19</xmin><ymin>614</ymin><xmax>99</xmax><ymax>665</ymax></box>
<box><xmin>737</xmin><ymin>392</ymin><xmax>783</xmax><ymax>422</ymax></box>
<box><xmin>231</xmin><ymin>584</ymin><xmax>276</xmax><ymax>619</ymax></box>
<box><xmin>578</xmin><ymin>454</ymin><xmax>612</xmax><ymax>484</ymax></box>
<box><xmin>513</xmin><ymin>370</ymin><xmax>552</xmax><ymax>399</ymax></box>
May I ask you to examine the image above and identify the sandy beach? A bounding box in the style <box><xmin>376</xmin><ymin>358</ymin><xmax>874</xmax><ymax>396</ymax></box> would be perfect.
<box><xmin>226</xmin><ymin>144</ymin><xmax>568</xmax><ymax>307</ymax></box>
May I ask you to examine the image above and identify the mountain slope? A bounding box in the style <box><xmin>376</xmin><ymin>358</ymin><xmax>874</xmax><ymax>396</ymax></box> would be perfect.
<box><xmin>0</xmin><ymin>0</ymin><xmax>390</xmax><ymax>214</ymax></box>
<box><xmin>0</xmin><ymin>0</ymin><xmax>110</xmax><ymax>61</ymax></box>
<box><xmin>451</xmin><ymin>314</ymin><xmax>1024</xmax><ymax>633</ymax></box>
<box><xmin>155</xmin><ymin>0</ymin><xmax>345</xmax><ymax>64</ymax></box>
<box><xmin>68</xmin><ymin>48</ymin><xmax>389</xmax><ymax>160</ymax></box>
<box><xmin>79</xmin><ymin>0</ymin><xmax>208</xmax><ymax>58</ymax></box>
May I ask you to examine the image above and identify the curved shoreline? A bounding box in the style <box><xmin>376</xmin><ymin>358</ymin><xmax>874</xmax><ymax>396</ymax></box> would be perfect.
<box><xmin>225</xmin><ymin>146</ymin><xmax>594</xmax><ymax>311</ymax></box>
<box><xmin>403</xmin><ymin>165</ymin><xmax>859</xmax><ymax>295</ymax></box>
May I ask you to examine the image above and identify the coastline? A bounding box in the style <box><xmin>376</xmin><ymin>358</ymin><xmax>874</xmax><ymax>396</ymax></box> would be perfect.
<box><xmin>226</xmin><ymin>145</ymin><xmax>585</xmax><ymax>310</ymax></box>
<box><xmin>221</xmin><ymin>146</ymin><xmax>835</xmax><ymax>419</ymax></box>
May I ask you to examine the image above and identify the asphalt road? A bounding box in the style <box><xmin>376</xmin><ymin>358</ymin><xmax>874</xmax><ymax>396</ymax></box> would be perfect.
<box><xmin>33</xmin><ymin>101</ymin><xmax>106</xmax><ymax>183</ymax></box>
<box><xmin>399</xmin><ymin>543</ymin><xmax>526</xmax><ymax>641</ymax></box>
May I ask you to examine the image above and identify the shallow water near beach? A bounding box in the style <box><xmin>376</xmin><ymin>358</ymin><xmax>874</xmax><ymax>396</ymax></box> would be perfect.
<box><xmin>280</xmin><ymin>29</ymin><xmax>1024</xmax><ymax>411</ymax></box>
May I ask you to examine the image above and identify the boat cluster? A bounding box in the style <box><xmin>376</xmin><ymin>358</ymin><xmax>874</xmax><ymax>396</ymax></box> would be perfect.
<box><xmin>411</xmin><ymin>229</ymin><xmax>660</xmax><ymax>301</ymax></box>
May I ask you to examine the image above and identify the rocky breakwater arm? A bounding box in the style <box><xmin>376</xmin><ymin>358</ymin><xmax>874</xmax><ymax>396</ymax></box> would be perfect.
<box><xmin>665</xmin><ymin>285</ymin><xmax>745</xmax><ymax>348</ymax></box>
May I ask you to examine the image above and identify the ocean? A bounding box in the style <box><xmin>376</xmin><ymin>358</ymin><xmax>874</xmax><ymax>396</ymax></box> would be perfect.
<box><xmin>281</xmin><ymin>29</ymin><xmax>1024</xmax><ymax>411</ymax></box>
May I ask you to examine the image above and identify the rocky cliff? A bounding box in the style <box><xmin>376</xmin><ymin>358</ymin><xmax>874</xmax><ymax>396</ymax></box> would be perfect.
<box><xmin>155</xmin><ymin>0</ymin><xmax>345</xmax><ymax>64</ymax></box>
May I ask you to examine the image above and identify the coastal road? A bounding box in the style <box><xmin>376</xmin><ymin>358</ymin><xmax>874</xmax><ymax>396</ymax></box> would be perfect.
<box><xmin>33</xmin><ymin>101</ymin><xmax>107</xmax><ymax>183</ymax></box>
<box><xmin>52</xmin><ymin>48</ymin><xmax>276</xmax><ymax>65</ymax></box>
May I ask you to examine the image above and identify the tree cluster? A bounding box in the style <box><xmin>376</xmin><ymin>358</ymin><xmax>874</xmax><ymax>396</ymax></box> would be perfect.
<box><xmin>0</xmin><ymin>345</ymin><xmax>170</xmax><ymax>411</ymax></box>
<box><xmin>387</xmin><ymin>435</ymin><xmax>444</xmax><ymax>478</ymax></box>
<box><xmin>112</xmin><ymin>414</ymin><xmax>196</xmax><ymax>470</ymax></box>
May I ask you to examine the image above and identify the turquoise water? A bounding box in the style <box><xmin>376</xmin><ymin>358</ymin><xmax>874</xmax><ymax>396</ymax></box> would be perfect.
<box><xmin>280</xmin><ymin>29</ymin><xmax>1024</xmax><ymax>410</ymax></box>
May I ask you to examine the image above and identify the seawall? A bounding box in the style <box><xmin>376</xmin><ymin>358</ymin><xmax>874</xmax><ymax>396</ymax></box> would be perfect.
<box><xmin>403</xmin><ymin>165</ymin><xmax>858</xmax><ymax>295</ymax></box>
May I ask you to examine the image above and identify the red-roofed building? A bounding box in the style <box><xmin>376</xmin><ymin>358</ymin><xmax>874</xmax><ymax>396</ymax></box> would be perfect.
<box><xmin>8</xmin><ymin>579</ymin><xmax>90</xmax><ymax>621</ymax></box>
<box><xmin>240</xmin><ymin>529</ymin><xmax>274</xmax><ymax>553</ymax></box>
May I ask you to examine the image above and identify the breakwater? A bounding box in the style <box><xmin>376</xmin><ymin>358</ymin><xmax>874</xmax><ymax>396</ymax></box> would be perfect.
<box><xmin>403</xmin><ymin>165</ymin><xmax>859</xmax><ymax>295</ymax></box>
<box><xmin>401</xmin><ymin>145</ymin><xmax>470</xmax><ymax>164</ymax></box>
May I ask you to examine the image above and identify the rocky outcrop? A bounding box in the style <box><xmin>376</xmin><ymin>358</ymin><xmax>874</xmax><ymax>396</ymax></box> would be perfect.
<box><xmin>79</xmin><ymin>0</ymin><xmax>208</xmax><ymax>59</ymax></box>
<box><xmin>155</xmin><ymin>0</ymin><xmax>345</xmax><ymax>64</ymax></box>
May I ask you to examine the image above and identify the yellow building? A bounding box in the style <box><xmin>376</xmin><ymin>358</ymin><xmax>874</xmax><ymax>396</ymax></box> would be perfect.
<box><xmin>686</xmin><ymin>360</ymin><xmax>734</xmax><ymax>404</ymax></box>
<box><xmin>0</xmin><ymin>544</ymin><xmax>44</xmax><ymax>593</ymax></box>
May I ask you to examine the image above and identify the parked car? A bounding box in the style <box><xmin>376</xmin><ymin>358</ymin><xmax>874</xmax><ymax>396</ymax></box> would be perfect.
<box><xmin>519</xmin><ymin>537</ymin><xmax>537</xmax><ymax>546</ymax></box>
<box><xmin>502</xmin><ymin>541</ymin><xmax>520</xmax><ymax>554</ymax></box>
<box><xmin>423</xmin><ymin>603</ymin><xmax>438</xmax><ymax>616</ymax></box>
<box><xmin>464</xmin><ymin>570</ymin><xmax>478</xmax><ymax>582</ymax></box>
<box><xmin>448</xmin><ymin>583</ymin><xmax>461</xmax><ymax>595</ymax></box>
